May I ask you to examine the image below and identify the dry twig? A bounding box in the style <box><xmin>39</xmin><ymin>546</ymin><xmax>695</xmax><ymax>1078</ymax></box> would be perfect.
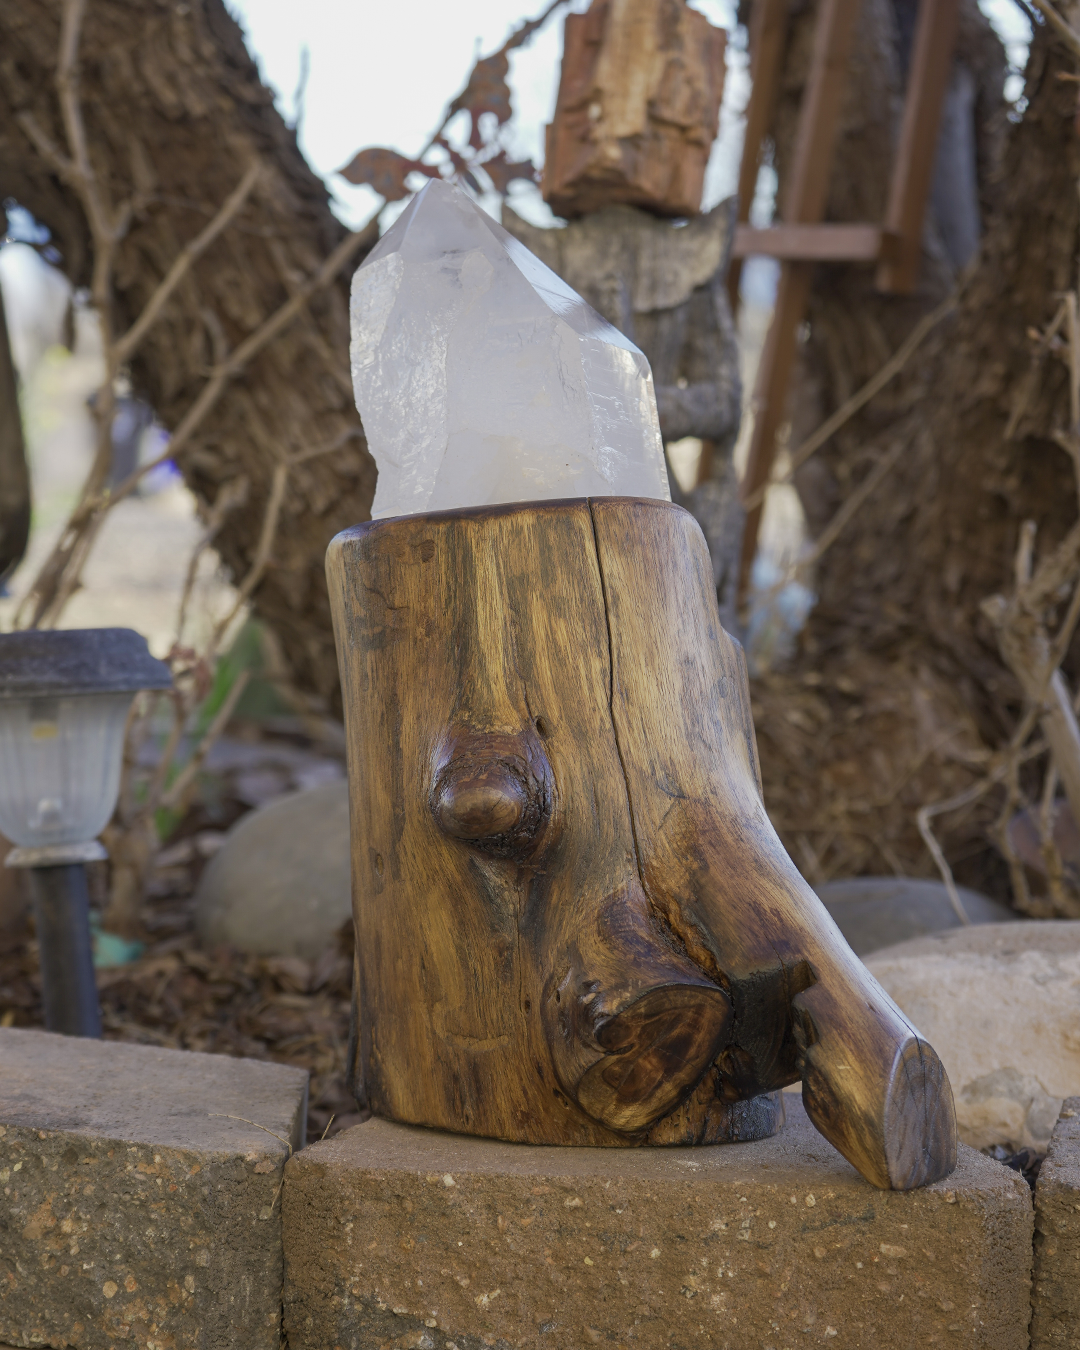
<box><xmin>1030</xmin><ymin>0</ymin><xmax>1080</xmax><ymax>58</ymax></box>
<box><xmin>742</xmin><ymin>287</ymin><xmax>963</xmax><ymax>513</ymax></box>
<box><xmin>920</xmin><ymin>289</ymin><xmax>1080</xmax><ymax>916</ymax></box>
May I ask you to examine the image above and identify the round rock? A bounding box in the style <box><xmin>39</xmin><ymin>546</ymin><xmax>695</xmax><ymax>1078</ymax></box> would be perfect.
<box><xmin>814</xmin><ymin>875</ymin><xmax>1016</xmax><ymax>957</ymax></box>
<box><xmin>865</xmin><ymin>921</ymin><xmax>1080</xmax><ymax>1152</ymax></box>
<box><xmin>194</xmin><ymin>782</ymin><xmax>351</xmax><ymax>960</ymax></box>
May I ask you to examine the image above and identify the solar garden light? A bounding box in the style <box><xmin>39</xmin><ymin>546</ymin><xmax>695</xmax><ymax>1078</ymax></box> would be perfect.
<box><xmin>0</xmin><ymin>628</ymin><xmax>171</xmax><ymax>1037</ymax></box>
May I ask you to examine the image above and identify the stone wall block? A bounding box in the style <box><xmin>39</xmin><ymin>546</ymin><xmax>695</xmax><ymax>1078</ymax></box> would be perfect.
<box><xmin>282</xmin><ymin>1098</ymin><xmax>1033</xmax><ymax>1350</ymax></box>
<box><xmin>0</xmin><ymin>1027</ymin><xmax>308</xmax><ymax>1350</ymax></box>
<box><xmin>1032</xmin><ymin>1095</ymin><xmax>1080</xmax><ymax>1348</ymax></box>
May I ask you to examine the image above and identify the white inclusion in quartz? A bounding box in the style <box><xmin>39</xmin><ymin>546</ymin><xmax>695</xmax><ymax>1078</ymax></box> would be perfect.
<box><xmin>350</xmin><ymin>178</ymin><xmax>670</xmax><ymax>518</ymax></box>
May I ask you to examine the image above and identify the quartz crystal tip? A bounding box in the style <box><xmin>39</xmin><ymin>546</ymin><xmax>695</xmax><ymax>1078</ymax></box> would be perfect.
<box><xmin>350</xmin><ymin>178</ymin><xmax>670</xmax><ymax>518</ymax></box>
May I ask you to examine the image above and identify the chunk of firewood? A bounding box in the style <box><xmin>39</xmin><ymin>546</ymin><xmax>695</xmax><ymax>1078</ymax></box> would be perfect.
<box><xmin>543</xmin><ymin>0</ymin><xmax>726</xmax><ymax>219</ymax></box>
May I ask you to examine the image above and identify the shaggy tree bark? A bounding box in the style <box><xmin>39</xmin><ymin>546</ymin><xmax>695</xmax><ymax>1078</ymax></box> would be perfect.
<box><xmin>0</xmin><ymin>284</ymin><xmax>31</xmax><ymax>583</ymax></box>
<box><xmin>0</xmin><ymin>0</ymin><xmax>376</xmax><ymax>707</ymax></box>
<box><xmin>750</xmin><ymin>11</ymin><xmax>1080</xmax><ymax>896</ymax></box>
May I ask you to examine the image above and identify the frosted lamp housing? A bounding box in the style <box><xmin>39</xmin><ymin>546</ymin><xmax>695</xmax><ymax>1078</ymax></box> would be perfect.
<box><xmin>0</xmin><ymin>628</ymin><xmax>171</xmax><ymax>860</ymax></box>
<box><xmin>0</xmin><ymin>692</ymin><xmax>134</xmax><ymax>849</ymax></box>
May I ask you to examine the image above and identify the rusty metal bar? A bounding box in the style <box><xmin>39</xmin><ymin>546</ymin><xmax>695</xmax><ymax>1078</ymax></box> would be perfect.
<box><xmin>876</xmin><ymin>0</ymin><xmax>962</xmax><ymax>293</ymax></box>
<box><xmin>737</xmin><ymin>0</ymin><xmax>864</xmax><ymax>597</ymax></box>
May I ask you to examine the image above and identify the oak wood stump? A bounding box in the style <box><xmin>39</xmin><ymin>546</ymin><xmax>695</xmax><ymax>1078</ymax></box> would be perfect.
<box><xmin>327</xmin><ymin>497</ymin><xmax>956</xmax><ymax>1189</ymax></box>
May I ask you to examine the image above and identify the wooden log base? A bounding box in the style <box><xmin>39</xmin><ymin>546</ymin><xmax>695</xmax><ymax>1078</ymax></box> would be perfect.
<box><xmin>327</xmin><ymin>497</ymin><xmax>957</xmax><ymax>1186</ymax></box>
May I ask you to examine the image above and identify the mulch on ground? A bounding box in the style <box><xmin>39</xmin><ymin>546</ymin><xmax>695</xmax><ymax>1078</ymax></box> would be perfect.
<box><xmin>0</xmin><ymin>720</ymin><xmax>363</xmax><ymax>1145</ymax></box>
<box><xmin>0</xmin><ymin>915</ymin><xmax>360</xmax><ymax>1143</ymax></box>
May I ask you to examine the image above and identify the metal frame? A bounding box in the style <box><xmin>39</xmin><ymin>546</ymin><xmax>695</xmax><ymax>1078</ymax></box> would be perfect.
<box><xmin>732</xmin><ymin>0</ymin><xmax>961</xmax><ymax>593</ymax></box>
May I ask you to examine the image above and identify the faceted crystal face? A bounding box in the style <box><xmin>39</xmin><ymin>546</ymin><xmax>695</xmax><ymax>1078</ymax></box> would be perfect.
<box><xmin>350</xmin><ymin>179</ymin><xmax>670</xmax><ymax>518</ymax></box>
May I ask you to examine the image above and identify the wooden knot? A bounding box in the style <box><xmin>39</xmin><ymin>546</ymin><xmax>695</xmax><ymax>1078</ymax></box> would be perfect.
<box><xmin>433</xmin><ymin>764</ymin><xmax>527</xmax><ymax>840</ymax></box>
<box><xmin>430</xmin><ymin>733</ymin><xmax>552</xmax><ymax>857</ymax></box>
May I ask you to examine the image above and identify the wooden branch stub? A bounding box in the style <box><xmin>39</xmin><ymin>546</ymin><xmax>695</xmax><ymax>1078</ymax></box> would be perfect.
<box><xmin>327</xmin><ymin>497</ymin><xmax>957</xmax><ymax>1187</ymax></box>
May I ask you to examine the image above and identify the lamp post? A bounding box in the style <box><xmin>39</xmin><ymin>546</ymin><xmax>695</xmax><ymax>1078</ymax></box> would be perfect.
<box><xmin>0</xmin><ymin>628</ymin><xmax>171</xmax><ymax>1036</ymax></box>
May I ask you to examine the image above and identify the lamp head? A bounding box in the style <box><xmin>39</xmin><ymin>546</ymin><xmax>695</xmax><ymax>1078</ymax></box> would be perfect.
<box><xmin>0</xmin><ymin>629</ymin><xmax>171</xmax><ymax>867</ymax></box>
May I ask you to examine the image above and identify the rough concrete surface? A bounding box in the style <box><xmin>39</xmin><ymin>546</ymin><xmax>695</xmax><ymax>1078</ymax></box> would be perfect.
<box><xmin>1031</xmin><ymin>1096</ymin><xmax>1080</xmax><ymax>1348</ymax></box>
<box><xmin>865</xmin><ymin>922</ymin><xmax>1080</xmax><ymax>1152</ymax></box>
<box><xmin>282</xmin><ymin>1097</ymin><xmax>1033</xmax><ymax>1350</ymax></box>
<box><xmin>0</xmin><ymin>1027</ymin><xmax>308</xmax><ymax>1350</ymax></box>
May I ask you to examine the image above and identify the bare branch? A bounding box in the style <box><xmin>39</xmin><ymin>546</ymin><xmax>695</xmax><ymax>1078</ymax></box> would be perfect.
<box><xmin>416</xmin><ymin>0</ymin><xmax>571</xmax><ymax>161</ymax></box>
<box><xmin>14</xmin><ymin>111</ymin><xmax>75</xmax><ymax>181</ymax></box>
<box><xmin>1014</xmin><ymin>518</ymin><xmax>1037</xmax><ymax>588</ymax></box>
<box><xmin>1030</xmin><ymin>0</ymin><xmax>1080</xmax><ymax>58</ymax></box>
<box><xmin>742</xmin><ymin>287</ymin><xmax>962</xmax><ymax>513</ymax></box>
<box><xmin>266</xmin><ymin>236</ymin><xmax>354</xmax><ymax>402</ymax></box>
<box><xmin>115</xmin><ymin>161</ymin><xmax>264</xmax><ymax>366</ymax></box>
<box><xmin>159</xmin><ymin>670</ymin><xmax>252</xmax><ymax>813</ymax></box>
<box><xmin>175</xmin><ymin>476</ymin><xmax>250</xmax><ymax>644</ymax></box>
<box><xmin>1049</xmin><ymin>572</ymin><xmax>1080</xmax><ymax>670</ymax></box>
<box><xmin>208</xmin><ymin>462</ymin><xmax>289</xmax><ymax>657</ymax></box>
<box><xmin>1067</xmin><ymin>291</ymin><xmax>1080</xmax><ymax>432</ymax></box>
<box><xmin>222</xmin><ymin>223</ymin><xmax>375</xmax><ymax>379</ymax></box>
<box><xmin>289</xmin><ymin>426</ymin><xmax>364</xmax><ymax>466</ymax></box>
<box><xmin>800</xmin><ymin>440</ymin><xmax>906</xmax><ymax>569</ymax></box>
<box><xmin>16</xmin><ymin>208</ymin><xmax>374</xmax><ymax>629</ymax></box>
<box><xmin>56</xmin><ymin>0</ymin><xmax>108</xmax><ymax>236</ymax></box>
<box><xmin>916</xmin><ymin>781</ymin><xmax>995</xmax><ymax>925</ymax></box>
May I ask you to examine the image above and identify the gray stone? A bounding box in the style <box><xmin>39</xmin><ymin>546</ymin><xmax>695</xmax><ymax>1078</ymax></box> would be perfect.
<box><xmin>866</xmin><ymin>922</ymin><xmax>1080</xmax><ymax>1152</ymax></box>
<box><xmin>1032</xmin><ymin>1096</ymin><xmax>1080</xmax><ymax>1348</ymax></box>
<box><xmin>0</xmin><ymin>1026</ymin><xmax>307</xmax><ymax>1350</ymax></box>
<box><xmin>282</xmin><ymin>1097</ymin><xmax>1033</xmax><ymax>1350</ymax></box>
<box><xmin>194</xmin><ymin>780</ymin><xmax>350</xmax><ymax>959</ymax></box>
<box><xmin>814</xmin><ymin>875</ymin><xmax>1017</xmax><ymax>956</ymax></box>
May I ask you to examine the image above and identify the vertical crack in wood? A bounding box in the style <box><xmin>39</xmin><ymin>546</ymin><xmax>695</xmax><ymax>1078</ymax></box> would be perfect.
<box><xmin>588</xmin><ymin>497</ymin><xmax>647</xmax><ymax>888</ymax></box>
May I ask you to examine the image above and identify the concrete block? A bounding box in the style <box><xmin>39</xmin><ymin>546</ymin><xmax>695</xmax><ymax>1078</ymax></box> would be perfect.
<box><xmin>282</xmin><ymin>1098</ymin><xmax>1033</xmax><ymax>1350</ymax></box>
<box><xmin>0</xmin><ymin>1026</ymin><xmax>308</xmax><ymax>1350</ymax></box>
<box><xmin>1032</xmin><ymin>1096</ymin><xmax>1080</xmax><ymax>1348</ymax></box>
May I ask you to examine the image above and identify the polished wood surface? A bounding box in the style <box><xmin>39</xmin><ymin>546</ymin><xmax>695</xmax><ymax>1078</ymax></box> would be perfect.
<box><xmin>327</xmin><ymin>498</ymin><xmax>956</xmax><ymax>1186</ymax></box>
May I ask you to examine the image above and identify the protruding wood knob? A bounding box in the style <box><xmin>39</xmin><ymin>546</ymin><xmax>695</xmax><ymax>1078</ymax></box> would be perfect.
<box><xmin>576</xmin><ymin>984</ymin><xmax>731</xmax><ymax>1133</ymax></box>
<box><xmin>433</xmin><ymin>763</ymin><xmax>528</xmax><ymax>841</ymax></box>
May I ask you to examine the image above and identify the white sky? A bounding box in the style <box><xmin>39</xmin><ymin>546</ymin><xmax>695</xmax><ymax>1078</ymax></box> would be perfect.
<box><xmin>226</xmin><ymin>0</ymin><xmax>1031</xmax><ymax>233</ymax></box>
<box><xmin>226</xmin><ymin>0</ymin><xmax>741</xmax><ymax>229</ymax></box>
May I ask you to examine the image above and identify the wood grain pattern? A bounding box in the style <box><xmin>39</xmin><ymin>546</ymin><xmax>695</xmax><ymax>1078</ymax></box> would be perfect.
<box><xmin>542</xmin><ymin>0</ymin><xmax>727</xmax><ymax>220</ymax></box>
<box><xmin>327</xmin><ymin>498</ymin><xmax>956</xmax><ymax>1186</ymax></box>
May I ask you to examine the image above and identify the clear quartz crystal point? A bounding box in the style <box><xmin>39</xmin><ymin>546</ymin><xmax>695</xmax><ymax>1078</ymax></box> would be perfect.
<box><xmin>350</xmin><ymin>179</ymin><xmax>670</xmax><ymax>518</ymax></box>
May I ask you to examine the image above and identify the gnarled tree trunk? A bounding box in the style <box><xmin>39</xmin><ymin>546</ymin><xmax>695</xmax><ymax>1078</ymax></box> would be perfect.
<box><xmin>750</xmin><ymin>10</ymin><xmax>1080</xmax><ymax>896</ymax></box>
<box><xmin>0</xmin><ymin>0</ymin><xmax>376</xmax><ymax>707</ymax></box>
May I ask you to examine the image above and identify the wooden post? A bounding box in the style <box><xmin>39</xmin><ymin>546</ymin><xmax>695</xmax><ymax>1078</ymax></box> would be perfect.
<box><xmin>542</xmin><ymin>0</ymin><xmax>727</xmax><ymax>219</ymax></box>
<box><xmin>727</xmin><ymin>0</ymin><xmax>789</xmax><ymax>312</ymax></box>
<box><xmin>737</xmin><ymin>0</ymin><xmax>863</xmax><ymax>597</ymax></box>
<box><xmin>328</xmin><ymin>498</ymin><xmax>957</xmax><ymax>1188</ymax></box>
<box><xmin>876</xmin><ymin>0</ymin><xmax>961</xmax><ymax>294</ymax></box>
